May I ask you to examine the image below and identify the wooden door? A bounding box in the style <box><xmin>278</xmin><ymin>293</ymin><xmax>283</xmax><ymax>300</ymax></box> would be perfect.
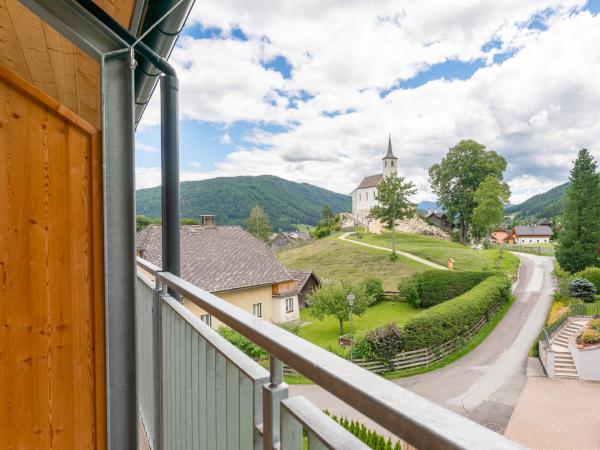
<box><xmin>0</xmin><ymin>65</ymin><xmax>105</xmax><ymax>449</ymax></box>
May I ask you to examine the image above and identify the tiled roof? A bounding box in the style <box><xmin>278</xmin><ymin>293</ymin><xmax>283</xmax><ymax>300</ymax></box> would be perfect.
<box><xmin>513</xmin><ymin>225</ymin><xmax>553</xmax><ymax>236</ymax></box>
<box><xmin>286</xmin><ymin>269</ymin><xmax>320</xmax><ymax>290</ymax></box>
<box><xmin>137</xmin><ymin>225</ymin><xmax>294</xmax><ymax>292</ymax></box>
<box><xmin>356</xmin><ymin>173</ymin><xmax>383</xmax><ymax>189</ymax></box>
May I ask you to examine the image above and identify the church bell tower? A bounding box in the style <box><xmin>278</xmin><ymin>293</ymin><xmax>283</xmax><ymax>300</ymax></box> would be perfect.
<box><xmin>382</xmin><ymin>134</ymin><xmax>398</xmax><ymax>178</ymax></box>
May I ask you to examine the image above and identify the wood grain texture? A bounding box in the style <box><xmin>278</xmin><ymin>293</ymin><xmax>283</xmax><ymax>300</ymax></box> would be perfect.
<box><xmin>0</xmin><ymin>65</ymin><xmax>105</xmax><ymax>448</ymax></box>
<box><xmin>0</xmin><ymin>0</ymin><xmax>136</xmax><ymax>129</ymax></box>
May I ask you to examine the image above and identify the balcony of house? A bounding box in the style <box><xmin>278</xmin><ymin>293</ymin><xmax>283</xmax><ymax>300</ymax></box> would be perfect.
<box><xmin>134</xmin><ymin>257</ymin><xmax>525</xmax><ymax>450</ymax></box>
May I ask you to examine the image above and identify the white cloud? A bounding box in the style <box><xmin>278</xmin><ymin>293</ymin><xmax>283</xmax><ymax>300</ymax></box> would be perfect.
<box><xmin>220</xmin><ymin>133</ymin><xmax>232</xmax><ymax>145</ymax></box>
<box><xmin>138</xmin><ymin>1</ymin><xmax>600</xmax><ymax>203</ymax></box>
<box><xmin>136</xmin><ymin>142</ymin><xmax>158</xmax><ymax>152</ymax></box>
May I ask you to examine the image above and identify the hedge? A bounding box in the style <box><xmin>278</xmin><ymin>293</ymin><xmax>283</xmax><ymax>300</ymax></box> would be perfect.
<box><xmin>577</xmin><ymin>267</ymin><xmax>600</xmax><ymax>291</ymax></box>
<box><xmin>398</xmin><ymin>270</ymin><xmax>493</xmax><ymax>308</ymax></box>
<box><xmin>401</xmin><ymin>275</ymin><xmax>512</xmax><ymax>351</ymax></box>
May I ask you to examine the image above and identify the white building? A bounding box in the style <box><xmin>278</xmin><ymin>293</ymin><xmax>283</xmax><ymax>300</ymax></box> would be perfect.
<box><xmin>511</xmin><ymin>226</ymin><xmax>553</xmax><ymax>244</ymax></box>
<box><xmin>351</xmin><ymin>135</ymin><xmax>398</xmax><ymax>223</ymax></box>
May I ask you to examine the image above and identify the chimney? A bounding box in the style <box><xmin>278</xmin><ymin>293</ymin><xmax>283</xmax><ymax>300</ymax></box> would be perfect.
<box><xmin>200</xmin><ymin>214</ymin><xmax>216</xmax><ymax>228</ymax></box>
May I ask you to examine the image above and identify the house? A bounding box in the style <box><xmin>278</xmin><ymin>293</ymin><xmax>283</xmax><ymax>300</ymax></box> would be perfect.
<box><xmin>287</xmin><ymin>269</ymin><xmax>321</xmax><ymax>307</ymax></box>
<box><xmin>426</xmin><ymin>211</ymin><xmax>453</xmax><ymax>230</ymax></box>
<box><xmin>512</xmin><ymin>225</ymin><xmax>553</xmax><ymax>244</ymax></box>
<box><xmin>270</xmin><ymin>231</ymin><xmax>296</xmax><ymax>250</ymax></box>
<box><xmin>138</xmin><ymin>221</ymin><xmax>300</xmax><ymax>328</ymax></box>
<box><xmin>537</xmin><ymin>217</ymin><xmax>552</xmax><ymax>227</ymax></box>
<box><xmin>491</xmin><ymin>228</ymin><xmax>512</xmax><ymax>244</ymax></box>
<box><xmin>351</xmin><ymin>135</ymin><xmax>399</xmax><ymax>223</ymax></box>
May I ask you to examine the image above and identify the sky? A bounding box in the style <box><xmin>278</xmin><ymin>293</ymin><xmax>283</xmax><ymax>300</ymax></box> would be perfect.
<box><xmin>135</xmin><ymin>0</ymin><xmax>600</xmax><ymax>204</ymax></box>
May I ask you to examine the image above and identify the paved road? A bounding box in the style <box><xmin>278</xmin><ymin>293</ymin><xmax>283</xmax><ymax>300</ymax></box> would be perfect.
<box><xmin>338</xmin><ymin>232</ymin><xmax>448</xmax><ymax>270</ymax></box>
<box><xmin>290</xmin><ymin>252</ymin><xmax>554</xmax><ymax>434</ymax></box>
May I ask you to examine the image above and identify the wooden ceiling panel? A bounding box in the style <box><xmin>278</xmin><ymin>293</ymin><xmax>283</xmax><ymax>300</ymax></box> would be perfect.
<box><xmin>0</xmin><ymin>0</ymin><xmax>137</xmax><ymax>129</ymax></box>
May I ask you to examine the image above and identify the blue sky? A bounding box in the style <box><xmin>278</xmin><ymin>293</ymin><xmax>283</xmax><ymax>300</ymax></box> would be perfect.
<box><xmin>136</xmin><ymin>0</ymin><xmax>600</xmax><ymax>203</ymax></box>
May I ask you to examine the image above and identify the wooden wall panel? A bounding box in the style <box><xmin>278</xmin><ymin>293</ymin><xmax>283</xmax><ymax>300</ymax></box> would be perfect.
<box><xmin>0</xmin><ymin>0</ymin><xmax>136</xmax><ymax>129</ymax></box>
<box><xmin>0</xmin><ymin>66</ymin><xmax>105</xmax><ymax>448</ymax></box>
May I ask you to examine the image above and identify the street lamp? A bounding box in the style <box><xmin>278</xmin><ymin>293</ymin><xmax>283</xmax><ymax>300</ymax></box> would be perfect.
<box><xmin>347</xmin><ymin>292</ymin><xmax>355</xmax><ymax>360</ymax></box>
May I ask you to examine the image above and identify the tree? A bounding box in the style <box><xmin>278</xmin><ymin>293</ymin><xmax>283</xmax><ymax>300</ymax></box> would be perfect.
<box><xmin>429</xmin><ymin>140</ymin><xmax>507</xmax><ymax>243</ymax></box>
<box><xmin>471</xmin><ymin>176</ymin><xmax>511</xmax><ymax>239</ymax></box>
<box><xmin>245</xmin><ymin>206</ymin><xmax>271</xmax><ymax>241</ymax></box>
<box><xmin>556</xmin><ymin>149</ymin><xmax>600</xmax><ymax>272</ymax></box>
<box><xmin>309</xmin><ymin>281</ymin><xmax>371</xmax><ymax>335</ymax></box>
<box><xmin>370</xmin><ymin>175</ymin><xmax>417</xmax><ymax>258</ymax></box>
<box><xmin>136</xmin><ymin>214</ymin><xmax>160</xmax><ymax>231</ymax></box>
<box><xmin>322</xmin><ymin>204</ymin><xmax>334</xmax><ymax>225</ymax></box>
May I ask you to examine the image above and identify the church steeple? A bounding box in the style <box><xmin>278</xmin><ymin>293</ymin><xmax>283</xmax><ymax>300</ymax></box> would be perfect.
<box><xmin>382</xmin><ymin>133</ymin><xmax>398</xmax><ymax>177</ymax></box>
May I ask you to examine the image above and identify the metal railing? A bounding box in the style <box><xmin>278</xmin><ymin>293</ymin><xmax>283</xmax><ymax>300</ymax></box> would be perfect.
<box><xmin>135</xmin><ymin>257</ymin><xmax>525</xmax><ymax>450</ymax></box>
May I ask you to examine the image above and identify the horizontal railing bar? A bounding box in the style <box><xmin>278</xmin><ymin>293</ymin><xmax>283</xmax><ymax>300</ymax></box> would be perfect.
<box><xmin>155</xmin><ymin>269</ymin><xmax>525</xmax><ymax>450</ymax></box>
<box><xmin>137</xmin><ymin>256</ymin><xmax>161</xmax><ymax>276</ymax></box>
<box><xmin>162</xmin><ymin>293</ymin><xmax>270</xmax><ymax>382</ymax></box>
<box><xmin>281</xmin><ymin>396</ymin><xmax>370</xmax><ymax>450</ymax></box>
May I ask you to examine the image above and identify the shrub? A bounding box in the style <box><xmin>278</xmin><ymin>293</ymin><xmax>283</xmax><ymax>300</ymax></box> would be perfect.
<box><xmin>401</xmin><ymin>275</ymin><xmax>511</xmax><ymax>351</ymax></box>
<box><xmin>353</xmin><ymin>336</ymin><xmax>377</xmax><ymax>360</ymax></box>
<box><xmin>218</xmin><ymin>327</ymin><xmax>268</xmax><ymax>359</ymax></box>
<box><xmin>361</xmin><ymin>277</ymin><xmax>385</xmax><ymax>303</ymax></box>
<box><xmin>278</xmin><ymin>321</ymin><xmax>300</xmax><ymax>335</ymax></box>
<box><xmin>589</xmin><ymin>319</ymin><xmax>600</xmax><ymax>332</ymax></box>
<box><xmin>577</xmin><ymin>267</ymin><xmax>600</xmax><ymax>291</ymax></box>
<box><xmin>577</xmin><ymin>328</ymin><xmax>600</xmax><ymax>345</ymax></box>
<box><xmin>364</xmin><ymin>324</ymin><xmax>403</xmax><ymax>362</ymax></box>
<box><xmin>398</xmin><ymin>270</ymin><xmax>493</xmax><ymax>308</ymax></box>
<box><xmin>568</xmin><ymin>278</ymin><xmax>597</xmax><ymax>302</ymax></box>
<box><xmin>554</xmin><ymin>262</ymin><xmax>574</xmax><ymax>300</ymax></box>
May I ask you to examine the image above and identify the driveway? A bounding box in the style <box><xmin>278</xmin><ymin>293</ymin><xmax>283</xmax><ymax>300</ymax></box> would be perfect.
<box><xmin>290</xmin><ymin>252</ymin><xmax>554</xmax><ymax>434</ymax></box>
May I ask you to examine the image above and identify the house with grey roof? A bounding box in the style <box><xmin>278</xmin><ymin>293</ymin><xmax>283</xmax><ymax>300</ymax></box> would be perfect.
<box><xmin>351</xmin><ymin>135</ymin><xmax>399</xmax><ymax>224</ymax></box>
<box><xmin>511</xmin><ymin>225</ymin><xmax>553</xmax><ymax>244</ymax></box>
<box><xmin>137</xmin><ymin>223</ymin><xmax>300</xmax><ymax>328</ymax></box>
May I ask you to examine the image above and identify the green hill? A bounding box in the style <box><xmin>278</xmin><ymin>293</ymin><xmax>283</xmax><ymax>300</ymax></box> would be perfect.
<box><xmin>135</xmin><ymin>175</ymin><xmax>351</xmax><ymax>230</ymax></box>
<box><xmin>506</xmin><ymin>182</ymin><xmax>568</xmax><ymax>219</ymax></box>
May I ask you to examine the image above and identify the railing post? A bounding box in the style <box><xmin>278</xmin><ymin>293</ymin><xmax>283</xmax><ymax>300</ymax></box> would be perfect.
<box><xmin>153</xmin><ymin>276</ymin><xmax>164</xmax><ymax>450</ymax></box>
<box><xmin>263</xmin><ymin>356</ymin><xmax>288</xmax><ymax>450</ymax></box>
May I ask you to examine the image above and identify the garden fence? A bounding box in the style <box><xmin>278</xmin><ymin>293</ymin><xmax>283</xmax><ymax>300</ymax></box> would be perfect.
<box><xmin>256</xmin><ymin>301</ymin><xmax>503</xmax><ymax>376</ymax></box>
<box><xmin>496</xmin><ymin>243</ymin><xmax>554</xmax><ymax>255</ymax></box>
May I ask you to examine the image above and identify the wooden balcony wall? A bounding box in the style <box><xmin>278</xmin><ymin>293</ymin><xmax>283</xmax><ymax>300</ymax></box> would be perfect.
<box><xmin>0</xmin><ymin>0</ymin><xmax>135</xmax><ymax>448</ymax></box>
<box><xmin>272</xmin><ymin>280</ymin><xmax>299</xmax><ymax>296</ymax></box>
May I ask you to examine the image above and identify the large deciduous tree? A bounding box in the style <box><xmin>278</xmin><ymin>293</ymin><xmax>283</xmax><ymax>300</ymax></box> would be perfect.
<box><xmin>556</xmin><ymin>149</ymin><xmax>600</xmax><ymax>273</ymax></box>
<box><xmin>472</xmin><ymin>176</ymin><xmax>511</xmax><ymax>239</ymax></box>
<box><xmin>429</xmin><ymin>140</ymin><xmax>507</xmax><ymax>243</ymax></box>
<box><xmin>371</xmin><ymin>175</ymin><xmax>417</xmax><ymax>258</ymax></box>
<box><xmin>309</xmin><ymin>281</ymin><xmax>370</xmax><ymax>335</ymax></box>
<box><xmin>245</xmin><ymin>206</ymin><xmax>271</xmax><ymax>241</ymax></box>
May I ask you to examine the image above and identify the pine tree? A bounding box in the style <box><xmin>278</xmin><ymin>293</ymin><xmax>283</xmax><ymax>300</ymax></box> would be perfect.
<box><xmin>556</xmin><ymin>149</ymin><xmax>600</xmax><ymax>272</ymax></box>
<box><xmin>385</xmin><ymin>438</ymin><xmax>393</xmax><ymax>450</ymax></box>
<box><xmin>393</xmin><ymin>441</ymin><xmax>402</xmax><ymax>450</ymax></box>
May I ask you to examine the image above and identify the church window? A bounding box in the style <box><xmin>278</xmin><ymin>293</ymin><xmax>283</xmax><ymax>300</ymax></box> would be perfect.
<box><xmin>385</xmin><ymin>161</ymin><xmax>387</xmax><ymax>167</ymax></box>
<box><xmin>391</xmin><ymin>161</ymin><xmax>394</xmax><ymax>166</ymax></box>
<box><xmin>359</xmin><ymin>194</ymin><xmax>361</xmax><ymax>202</ymax></box>
<box><xmin>366</xmin><ymin>192</ymin><xmax>368</xmax><ymax>200</ymax></box>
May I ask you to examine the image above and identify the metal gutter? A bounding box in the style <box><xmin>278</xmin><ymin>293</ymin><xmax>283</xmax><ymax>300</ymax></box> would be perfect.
<box><xmin>133</xmin><ymin>0</ymin><xmax>195</xmax><ymax>124</ymax></box>
<box><xmin>75</xmin><ymin>0</ymin><xmax>182</xmax><ymax>278</ymax></box>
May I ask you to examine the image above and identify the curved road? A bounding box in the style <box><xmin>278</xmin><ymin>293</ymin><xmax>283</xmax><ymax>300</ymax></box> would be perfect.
<box><xmin>290</xmin><ymin>252</ymin><xmax>554</xmax><ymax>434</ymax></box>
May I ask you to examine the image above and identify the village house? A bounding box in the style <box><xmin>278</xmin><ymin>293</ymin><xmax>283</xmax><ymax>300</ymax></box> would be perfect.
<box><xmin>511</xmin><ymin>225</ymin><xmax>553</xmax><ymax>244</ymax></box>
<box><xmin>491</xmin><ymin>227</ymin><xmax>512</xmax><ymax>244</ymax></box>
<box><xmin>137</xmin><ymin>221</ymin><xmax>300</xmax><ymax>328</ymax></box>
<box><xmin>351</xmin><ymin>135</ymin><xmax>398</xmax><ymax>224</ymax></box>
<box><xmin>426</xmin><ymin>211</ymin><xmax>454</xmax><ymax>231</ymax></box>
<box><xmin>287</xmin><ymin>269</ymin><xmax>321</xmax><ymax>307</ymax></box>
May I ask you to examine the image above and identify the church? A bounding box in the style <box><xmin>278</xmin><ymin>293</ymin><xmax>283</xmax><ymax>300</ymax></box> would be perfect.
<box><xmin>351</xmin><ymin>135</ymin><xmax>398</xmax><ymax>223</ymax></box>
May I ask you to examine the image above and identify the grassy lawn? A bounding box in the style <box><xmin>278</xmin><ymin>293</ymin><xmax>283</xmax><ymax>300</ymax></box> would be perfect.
<box><xmin>277</xmin><ymin>234</ymin><xmax>429</xmax><ymax>289</ymax></box>
<box><xmin>348</xmin><ymin>231</ymin><xmax>520</xmax><ymax>276</ymax></box>
<box><xmin>299</xmin><ymin>300</ymin><xmax>422</xmax><ymax>351</ymax></box>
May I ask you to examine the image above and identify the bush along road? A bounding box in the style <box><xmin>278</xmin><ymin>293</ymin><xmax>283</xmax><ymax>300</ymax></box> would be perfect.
<box><xmin>290</xmin><ymin>252</ymin><xmax>554</xmax><ymax>435</ymax></box>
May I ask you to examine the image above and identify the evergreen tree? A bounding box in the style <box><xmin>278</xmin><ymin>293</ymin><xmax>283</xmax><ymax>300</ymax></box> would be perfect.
<box><xmin>244</xmin><ymin>206</ymin><xmax>272</xmax><ymax>242</ymax></box>
<box><xmin>556</xmin><ymin>149</ymin><xmax>600</xmax><ymax>272</ymax></box>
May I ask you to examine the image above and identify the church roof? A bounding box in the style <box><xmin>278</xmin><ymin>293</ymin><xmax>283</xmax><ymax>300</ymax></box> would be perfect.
<box><xmin>383</xmin><ymin>134</ymin><xmax>397</xmax><ymax>159</ymax></box>
<box><xmin>356</xmin><ymin>173</ymin><xmax>383</xmax><ymax>189</ymax></box>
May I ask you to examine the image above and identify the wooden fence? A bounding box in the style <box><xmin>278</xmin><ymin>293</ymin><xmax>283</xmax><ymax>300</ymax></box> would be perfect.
<box><xmin>257</xmin><ymin>302</ymin><xmax>502</xmax><ymax>377</ymax></box>
<box><xmin>496</xmin><ymin>243</ymin><xmax>554</xmax><ymax>255</ymax></box>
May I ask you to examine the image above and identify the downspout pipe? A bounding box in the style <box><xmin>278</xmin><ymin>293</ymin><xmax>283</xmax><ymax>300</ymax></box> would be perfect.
<box><xmin>75</xmin><ymin>0</ymin><xmax>180</xmax><ymax>279</ymax></box>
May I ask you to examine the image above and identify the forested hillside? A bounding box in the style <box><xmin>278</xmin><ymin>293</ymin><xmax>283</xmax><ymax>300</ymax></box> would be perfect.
<box><xmin>136</xmin><ymin>175</ymin><xmax>351</xmax><ymax>230</ymax></box>
<box><xmin>505</xmin><ymin>182</ymin><xmax>568</xmax><ymax>219</ymax></box>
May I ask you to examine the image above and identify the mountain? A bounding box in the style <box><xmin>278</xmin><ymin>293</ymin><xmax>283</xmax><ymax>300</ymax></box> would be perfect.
<box><xmin>136</xmin><ymin>175</ymin><xmax>351</xmax><ymax>231</ymax></box>
<box><xmin>505</xmin><ymin>182</ymin><xmax>568</xmax><ymax>219</ymax></box>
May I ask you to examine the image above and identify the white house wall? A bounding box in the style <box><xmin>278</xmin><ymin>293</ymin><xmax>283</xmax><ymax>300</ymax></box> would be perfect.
<box><xmin>515</xmin><ymin>236</ymin><xmax>550</xmax><ymax>244</ymax></box>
